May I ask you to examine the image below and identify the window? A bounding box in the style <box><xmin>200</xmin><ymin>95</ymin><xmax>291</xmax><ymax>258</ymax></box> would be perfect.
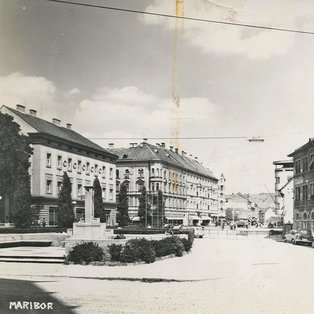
<box><xmin>102</xmin><ymin>184</ymin><xmax>107</xmax><ymax>200</ymax></box>
<box><xmin>109</xmin><ymin>168</ymin><xmax>113</xmax><ymax>179</ymax></box>
<box><xmin>46</xmin><ymin>179</ymin><xmax>52</xmax><ymax>194</ymax></box>
<box><xmin>77</xmin><ymin>160</ymin><xmax>82</xmax><ymax>174</ymax></box>
<box><xmin>57</xmin><ymin>180</ymin><xmax>62</xmax><ymax>194</ymax></box>
<box><xmin>295</xmin><ymin>160</ymin><xmax>301</xmax><ymax>174</ymax></box>
<box><xmin>57</xmin><ymin>156</ymin><xmax>62</xmax><ymax>170</ymax></box>
<box><xmin>303</xmin><ymin>185</ymin><xmax>309</xmax><ymax>200</ymax></box>
<box><xmin>109</xmin><ymin>184</ymin><xmax>114</xmax><ymax>200</ymax></box>
<box><xmin>303</xmin><ymin>157</ymin><xmax>308</xmax><ymax>172</ymax></box>
<box><xmin>152</xmin><ymin>168</ymin><xmax>155</xmax><ymax>176</ymax></box>
<box><xmin>275</xmin><ymin>177</ymin><xmax>280</xmax><ymax>184</ymax></box>
<box><xmin>68</xmin><ymin>158</ymin><xmax>72</xmax><ymax>172</ymax></box>
<box><xmin>116</xmin><ymin>169</ymin><xmax>120</xmax><ymax>179</ymax></box>
<box><xmin>102</xmin><ymin>166</ymin><xmax>106</xmax><ymax>179</ymax></box>
<box><xmin>295</xmin><ymin>187</ymin><xmax>301</xmax><ymax>201</ymax></box>
<box><xmin>86</xmin><ymin>162</ymin><xmax>90</xmax><ymax>175</ymax></box>
<box><xmin>95</xmin><ymin>164</ymin><xmax>98</xmax><ymax>174</ymax></box>
<box><xmin>49</xmin><ymin>207</ymin><xmax>58</xmax><ymax>226</ymax></box>
<box><xmin>310</xmin><ymin>154</ymin><xmax>314</xmax><ymax>170</ymax></box>
<box><xmin>311</xmin><ymin>184</ymin><xmax>314</xmax><ymax>199</ymax></box>
<box><xmin>46</xmin><ymin>153</ymin><xmax>52</xmax><ymax>168</ymax></box>
<box><xmin>77</xmin><ymin>184</ymin><xmax>83</xmax><ymax>197</ymax></box>
<box><xmin>138</xmin><ymin>168</ymin><xmax>144</xmax><ymax>177</ymax></box>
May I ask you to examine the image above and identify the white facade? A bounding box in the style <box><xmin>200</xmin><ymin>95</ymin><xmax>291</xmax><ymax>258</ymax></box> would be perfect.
<box><xmin>1</xmin><ymin>105</ymin><xmax>117</xmax><ymax>226</ymax></box>
<box><xmin>113</xmin><ymin>143</ymin><xmax>219</xmax><ymax>226</ymax></box>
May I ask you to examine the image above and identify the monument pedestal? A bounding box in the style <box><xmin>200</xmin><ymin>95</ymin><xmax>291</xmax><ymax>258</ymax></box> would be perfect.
<box><xmin>65</xmin><ymin>186</ymin><xmax>115</xmax><ymax>253</ymax></box>
<box><xmin>72</xmin><ymin>221</ymin><xmax>106</xmax><ymax>240</ymax></box>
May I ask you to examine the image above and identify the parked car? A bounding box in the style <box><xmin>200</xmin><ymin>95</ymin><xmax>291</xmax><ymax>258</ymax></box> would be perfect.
<box><xmin>284</xmin><ymin>229</ymin><xmax>297</xmax><ymax>243</ymax></box>
<box><xmin>294</xmin><ymin>229</ymin><xmax>313</xmax><ymax>246</ymax></box>
<box><xmin>192</xmin><ymin>226</ymin><xmax>205</xmax><ymax>238</ymax></box>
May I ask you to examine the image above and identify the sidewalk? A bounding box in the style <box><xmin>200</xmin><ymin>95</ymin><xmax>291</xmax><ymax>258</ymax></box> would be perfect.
<box><xmin>0</xmin><ymin>238</ymin><xmax>236</xmax><ymax>282</ymax></box>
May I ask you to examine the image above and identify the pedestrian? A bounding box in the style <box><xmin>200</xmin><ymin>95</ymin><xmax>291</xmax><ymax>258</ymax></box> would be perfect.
<box><xmin>221</xmin><ymin>222</ymin><xmax>225</xmax><ymax>230</ymax></box>
<box><xmin>42</xmin><ymin>218</ymin><xmax>46</xmax><ymax>228</ymax></box>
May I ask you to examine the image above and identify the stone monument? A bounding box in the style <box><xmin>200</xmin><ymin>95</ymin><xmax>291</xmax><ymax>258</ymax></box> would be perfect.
<box><xmin>72</xmin><ymin>186</ymin><xmax>106</xmax><ymax>239</ymax></box>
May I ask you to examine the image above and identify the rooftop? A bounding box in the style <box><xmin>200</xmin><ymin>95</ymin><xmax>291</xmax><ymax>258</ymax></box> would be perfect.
<box><xmin>111</xmin><ymin>142</ymin><xmax>218</xmax><ymax>181</ymax></box>
<box><xmin>3</xmin><ymin>105</ymin><xmax>117</xmax><ymax>159</ymax></box>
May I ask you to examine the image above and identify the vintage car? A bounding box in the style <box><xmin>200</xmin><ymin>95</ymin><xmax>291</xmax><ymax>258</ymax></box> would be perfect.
<box><xmin>294</xmin><ymin>229</ymin><xmax>313</xmax><ymax>246</ymax></box>
<box><xmin>284</xmin><ymin>229</ymin><xmax>297</xmax><ymax>243</ymax></box>
<box><xmin>192</xmin><ymin>226</ymin><xmax>205</xmax><ymax>238</ymax></box>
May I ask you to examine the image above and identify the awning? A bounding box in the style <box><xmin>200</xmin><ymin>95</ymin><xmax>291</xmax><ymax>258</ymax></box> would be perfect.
<box><xmin>189</xmin><ymin>216</ymin><xmax>201</xmax><ymax>220</ymax></box>
<box><xmin>166</xmin><ymin>216</ymin><xmax>184</xmax><ymax>220</ymax></box>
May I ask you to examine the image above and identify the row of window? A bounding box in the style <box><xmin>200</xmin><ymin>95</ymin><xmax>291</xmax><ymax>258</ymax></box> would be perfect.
<box><xmin>45</xmin><ymin>176</ymin><xmax>114</xmax><ymax>201</ymax></box>
<box><xmin>46</xmin><ymin>153</ymin><xmax>114</xmax><ymax>179</ymax></box>
<box><xmin>295</xmin><ymin>184</ymin><xmax>314</xmax><ymax>201</ymax></box>
<box><xmin>295</xmin><ymin>154</ymin><xmax>314</xmax><ymax>174</ymax></box>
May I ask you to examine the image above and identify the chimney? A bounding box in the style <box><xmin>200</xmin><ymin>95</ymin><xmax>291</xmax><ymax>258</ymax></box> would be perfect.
<box><xmin>29</xmin><ymin>109</ymin><xmax>37</xmax><ymax>117</ymax></box>
<box><xmin>181</xmin><ymin>151</ymin><xmax>185</xmax><ymax>156</ymax></box>
<box><xmin>195</xmin><ymin>157</ymin><xmax>198</xmax><ymax>160</ymax></box>
<box><xmin>161</xmin><ymin>142</ymin><xmax>166</xmax><ymax>147</ymax></box>
<box><xmin>108</xmin><ymin>143</ymin><xmax>114</xmax><ymax>148</ymax></box>
<box><xmin>16</xmin><ymin>104</ymin><xmax>25</xmax><ymax>112</ymax></box>
<box><xmin>143</xmin><ymin>138</ymin><xmax>148</xmax><ymax>143</ymax></box>
<box><xmin>175</xmin><ymin>148</ymin><xmax>179</xmax><ymax>154</ymax></box>
<box><xmin>170</xmin><ymin>146</ymin><xmax>173</xmax><ymax>151</ymax></box>
<box><xmin>66</xmin><ymin>123</ymin><xmax>72</xmax><ymax>129</ymax></box>
<box><xmin>52</xmin><ymin>118</ymin><xmax>61</xmax><ymax>126</ymax></box>
<box><xmin>129</xmin><ymin>142</ymin><xmax>137</xmax><ymax>148</ymax></box>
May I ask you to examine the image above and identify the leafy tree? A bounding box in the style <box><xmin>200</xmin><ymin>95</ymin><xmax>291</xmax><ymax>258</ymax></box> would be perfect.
<box><xmin>138</xmin><ymin>186</ymin><xmax>149</xmax><ymax>223</ymax></box>
<box><xmin>116</xmin><ymin>181</ymin><xmax>130</xmax><ymax>226</ymax></box>
<box><xmin>93</xmin><ymin>176</ymin><xmax>105</xmax><ymax>222</ymax></box>
<box><xmin>156</xmin><ymin>189</ymin><xmax>165</xmax><ymax>228</ymax></box>
<box><xmin>0</xmin><ymin>112</ymin><xmax>33</xmax><ymax>227</ymax></box>
<box><xmin>57</xmin><ymin>172</ymin><xmax>74</xmax><ymax>228</ymax></box>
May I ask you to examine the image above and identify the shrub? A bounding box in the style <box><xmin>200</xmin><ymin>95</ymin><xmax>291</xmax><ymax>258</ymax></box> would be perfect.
<box><xmin>120</xmin><ymin>238</ymin><xmax>155</xmax><ymax>263</ymax></box>
<box><xmin>68</xmin><ymin>242</ymin><xmax>104</xmax><ymax>264</ymax></box>
<box><xmin>152</xmin><ymin>236</ymin><xmax>185</xmax><ymax>257</ymax></box>
<box><xmin>108</xmin><ymin>244</ymin><xmax>123</xmax><ymax>261</ymax></box>
<box><xmin>180</xmin><ymin>237</ymin><xmax>192</xmax><ymax>252</ymax></box>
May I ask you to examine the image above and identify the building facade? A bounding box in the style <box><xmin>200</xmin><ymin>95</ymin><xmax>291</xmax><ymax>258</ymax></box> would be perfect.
<box><xmin>217</xmin><ymin>174</ymin><xmax>226</xmax><ymax>218</ymax></box>
<box><xmin>288</xmin><ymin>138</ymin><xmax>314</xmax><ymax>231</ymax></box>
<box><xmin>225</xmin><ymin>193</ymin><xmax>256</xmax><ymax>223</ymax></box>
<box><xmin>0</xmin><ymin>105</ymin><xmax>118</xmax><ymax>226</ymax></box>
<box><xmin>273</xmin><ymin>160</ymin><xmax>294</xmax><ymax>211</ymax></box>
<box><xmin>111</xmin><ymin>142</ymin><xmax>219</xmax><ymax>226</ymax></box>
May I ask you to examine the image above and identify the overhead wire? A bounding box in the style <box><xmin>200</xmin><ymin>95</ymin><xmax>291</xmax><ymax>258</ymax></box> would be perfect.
<box><xmin>40</xmin><ymin>0</ymin><xmax>314</xmax><ymax>36</ymax></box>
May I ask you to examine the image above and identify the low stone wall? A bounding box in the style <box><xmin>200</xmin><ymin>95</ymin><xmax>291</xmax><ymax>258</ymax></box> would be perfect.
<box><xmin>0</xmin><ymin>233</ymin><xmax>68</xmax><ymax>247</ymax></box>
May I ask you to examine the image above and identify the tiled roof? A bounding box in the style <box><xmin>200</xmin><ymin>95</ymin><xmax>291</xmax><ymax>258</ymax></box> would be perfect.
<box><xmin>288</xmin><ymin>138</ymin><xmax>314</xmax><ymax>157</ymax></box>
<box><xmin>111</xmin><ymin>142</ymin><xmax>218</xmax><ymax>180</ymax></box>
<box><xmin>5</xmin><ymin>106</ymin><xmax>116</xmax><ymax>158</ymax></box>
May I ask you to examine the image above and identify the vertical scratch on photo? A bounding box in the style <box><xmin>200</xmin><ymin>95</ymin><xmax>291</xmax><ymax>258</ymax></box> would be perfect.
<box><xmin>170</xmin><ymin>0</ymin><xmax>184</xmax><ymax>150</ymax></box>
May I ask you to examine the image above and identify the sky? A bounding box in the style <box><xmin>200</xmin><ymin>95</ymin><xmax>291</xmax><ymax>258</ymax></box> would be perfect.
<box><xmin>1</xmin><ymin>0</ymin><xmax>314</xmax><ymax>194</ymax></box>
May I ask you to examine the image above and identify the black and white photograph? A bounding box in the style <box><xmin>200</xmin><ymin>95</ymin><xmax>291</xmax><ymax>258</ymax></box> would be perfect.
<box><xmin>1</xmin><ymin>0</ymin><xmax>314</xmax><ymax>313</ymax></box>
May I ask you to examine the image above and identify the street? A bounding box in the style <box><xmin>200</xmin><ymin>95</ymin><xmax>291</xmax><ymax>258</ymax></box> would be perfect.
<box><xmin>0</xmin><ymin>235</ymin><xmax>314</xmax><ymax>313</ymax></box>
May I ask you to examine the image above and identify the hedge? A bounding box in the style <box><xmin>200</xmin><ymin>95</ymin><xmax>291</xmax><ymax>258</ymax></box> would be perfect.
<box><xmin>0</xmin><ymin>227</ymin><xmax>67</xmax><ymax>234</ymax></box>
<box><xmin>68</xmin><ymin>242</ymin><xmax>104</xmax><ymax>264</ymax></box>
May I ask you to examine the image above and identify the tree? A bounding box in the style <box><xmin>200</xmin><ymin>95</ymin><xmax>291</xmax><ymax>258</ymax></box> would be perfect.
<box><xmin>0</xmin><ymin>112</ymin><xmax>33</xmax><ymax>227</ymax></box>
<box><xmin>57</xmin><ymin>172</ymin><xmax>74</xmax><ymax>228</ymax></box>
<box><xmin>156</xmin><ymin>189</ymin><xmax>165</xmax><ymax>228</ymax></box>
<box><xmin>93</xmin><ymin>176</ymin><xmax>105</xmax><ymax>222</ymax></box>
<box><xmin>138</xmin><ymin>186</ymin><xmax>149</xmax><ymax>224</ymax></box>
<box><xmin>116</xmin><ymin>181</ymin><xmax>130</xmax><ymax>226</ymax></box>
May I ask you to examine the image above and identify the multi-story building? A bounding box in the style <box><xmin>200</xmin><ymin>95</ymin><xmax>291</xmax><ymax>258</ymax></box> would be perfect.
<box><xmin>217</xmin><ymin>174</ymin><xmax>226</xmax><ymax>218</ymax></box>
<box><xmin>288</xmin><ymin>138</ymin><xmax>314</xmax><ymax>231</ymax></box>
<box><xmin>273</xmin><ymin>160</ymin><xmax>294</xmax><ymax>213</ymax></box>
<box><xmin>110</xmin><ymin>141</ymin><xmax>219</xmax><ymax>226</ymax></box>
<box><xmin>0</xmin><ymin>105</ymin><xmax>118</xmax><ymax>226</ymax></box>
<box><xmin>272</xmin><ymin>160</ymin><xmax>294</xmax><ymax>225</ymax></box>
<box><xmin>225</xmin><ymin>193</ymin><xmax>256</xmax><ymax>223</ymax></box>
